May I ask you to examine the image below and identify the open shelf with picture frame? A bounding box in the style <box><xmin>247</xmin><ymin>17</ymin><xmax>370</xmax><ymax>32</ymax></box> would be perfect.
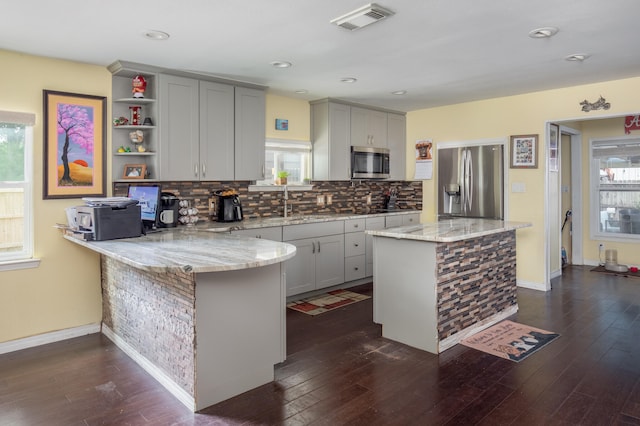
<box><xmin>109</xmin><ymin>62</ymin><xmax>159</xmax><ymax>182</ymax></box>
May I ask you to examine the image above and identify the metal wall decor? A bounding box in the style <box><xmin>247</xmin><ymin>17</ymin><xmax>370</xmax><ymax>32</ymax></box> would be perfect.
<box><xmin>579</xmin><ymin>95</ymin><xmax>610</xmax><ymax>112</ymax></box>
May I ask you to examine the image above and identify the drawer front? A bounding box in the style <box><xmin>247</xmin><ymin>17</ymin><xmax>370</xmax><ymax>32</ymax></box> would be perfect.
<box><xmin>344</xmin><ymin>218</ymin><xmax>366</xmax><ymax>233</ymax></box>
<box><xmin>344</xmin><ymin>232</ymin><xmax>365</xmax><ymax>257</ymax></box>
<box><xmin>232</xmin><ymin>226</ymin><xmax>282</xmax><ymax>241</ymax></box>
<box><xmin>365</xmin><ymin>216</ymin><xmax>385</xmax><ymax>230</ymax></box>
<box><xmin>385</xmin><ymin>215</ymin><xmax>403</xmax><ymax>229</ymax></box>
<box><xmin>283</xmin><ymin>220</ymin><xmax>344</xmax><ymax>241</ymax></box>
<box><xmin>345</xmin><ymin>255</ymin><xmax>366</xmax><ymax>282</ymax></box>
<box><xmin>402</xmin><ymin>213</ymin><xmax>420</xmax><ymax>226</ymax></box>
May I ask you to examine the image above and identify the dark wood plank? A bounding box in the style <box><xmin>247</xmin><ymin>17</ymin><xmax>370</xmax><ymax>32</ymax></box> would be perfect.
<box><xmin>1</xmin><ymin>267</ymin><xmax>640</xmax><ymax>424</ymax></box>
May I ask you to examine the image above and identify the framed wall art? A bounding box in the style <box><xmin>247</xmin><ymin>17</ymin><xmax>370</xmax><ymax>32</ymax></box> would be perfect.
<box><xmin>43</xmin><ymin>90</ymin><xmax>107</xmax><ymax>199</ymax></box>
<box><xmin>510</xmin><ymin>134</ymin><xmax>538</xmax><ymax>169</ymax></box>
<box><xmin>122</xmin><ymin>163</ymin><xmax>146</xmax><ymax>179</ymax></box>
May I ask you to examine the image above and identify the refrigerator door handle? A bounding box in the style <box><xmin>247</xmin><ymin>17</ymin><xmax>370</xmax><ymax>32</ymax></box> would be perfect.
<box><xmin>467</xmin><ymin>150</ymin><xmax>473</xmax><ymax>212</ymax></box>
<box><xmin>461</xmin><ymin>149</ymin><xmax>467</xmax><ymax>213</ymax></box>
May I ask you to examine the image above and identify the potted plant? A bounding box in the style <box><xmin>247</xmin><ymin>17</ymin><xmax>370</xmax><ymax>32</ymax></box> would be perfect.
<box><xmin>276</xmin><ymin>171</ymin><xmax>289</xmax><ymax>185</ymax></box>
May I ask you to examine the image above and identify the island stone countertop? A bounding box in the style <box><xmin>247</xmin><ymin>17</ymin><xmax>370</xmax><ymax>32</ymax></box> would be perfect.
<box><xmin>366</xmin><ymin>218</ymin><xmax>531</xmax><ymax>242</ymax></box>
<box><xmin>64</xmin><ymin>229</ymin><xmax>296</xmax><ymax>274</ymax></box>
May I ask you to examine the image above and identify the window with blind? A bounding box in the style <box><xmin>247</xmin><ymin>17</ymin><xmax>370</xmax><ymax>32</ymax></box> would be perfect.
<box><xmin>591</xmin><ymin>137</ymin><xmax>640</xmax><ymax>239</ymax></box>
<box><xmin>0</xmin><ymin>110</ymin><xmax>35</xmax><ymax>264</ymax></box>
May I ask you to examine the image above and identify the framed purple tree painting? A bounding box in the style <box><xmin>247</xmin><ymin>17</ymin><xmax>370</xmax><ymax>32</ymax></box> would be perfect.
<box><xmin>43</xmin><ymin>90</ymin><xmax>106</xmax><ymax>199</ymax></box>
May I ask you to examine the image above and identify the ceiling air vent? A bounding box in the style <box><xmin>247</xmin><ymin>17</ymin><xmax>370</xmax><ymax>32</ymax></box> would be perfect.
<box><xmin>330</xmin><ymin>3</ymin><xmax>395</xmax><ymax>31</ymax></box>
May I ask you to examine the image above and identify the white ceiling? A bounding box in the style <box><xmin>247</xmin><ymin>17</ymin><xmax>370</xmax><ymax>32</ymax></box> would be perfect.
<box><xmin>3</xmin><ymin>0</ymin><xmax>640</xmax><ymax>112</ymax></box>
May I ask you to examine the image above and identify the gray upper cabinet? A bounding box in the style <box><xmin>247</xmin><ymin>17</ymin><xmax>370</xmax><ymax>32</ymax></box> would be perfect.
<box><xmin>158</xmin><ymin>74</ymin><xmax>200</xmax><ymax>180</ymax></box>
<box><xmin>350</xmin><ymin>106</ymin><xmax>388</xmax><ymax>148</ymax></box>
<box><xmin>235</xmin><ymin>87</ymin><xmax>266</xmax><ymax>181</ymax></box>
<box><xmin>387</xmin><ymin>113</ymin><xmax>407</xmax><ymax>180</ymax></box>
<box><xmin>311</xmin><ymin>100</ymin><xmax>351</xmax><ymax>181</ymax></box>
<box><xmin>310</xmin><ymin>98</ymin><xmax>406</xmax><ymax>181</ymax></box>
<box><xmin>200</xmin><ymin>81</ymin><xmax>235</xmax><ymax>180</ymax></box>
<box><xmin>157</xmin><ymin>73</ymin><xmax>265</xmax><ymax>181</ymax></box>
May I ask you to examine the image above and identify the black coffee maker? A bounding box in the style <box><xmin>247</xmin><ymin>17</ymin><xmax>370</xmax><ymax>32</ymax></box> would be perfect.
<box><xmin>158</xmin><ymin>192</ymin><xmax>180</xmax><ymax>228</ymax></box>
<box><xmin>214</xmin><ymin>190</ymin><xmax>243</xmax><ymax>222</ymax></box>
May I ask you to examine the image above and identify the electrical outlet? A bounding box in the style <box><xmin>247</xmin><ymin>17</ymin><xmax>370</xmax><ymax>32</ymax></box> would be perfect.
<box><xmin>326</xmin><ymin>194</ymin><xmax>333</xmax><ymax>205</ymax></box>
<box><xmin>316</xmin><ymin>195</ymin><xmax>325</xmax><ymax>206</ymax></box>
<box><xmin>366</xmin><ymin>194</ymin><xmax>372</xmax><ymax>205</ymax></box>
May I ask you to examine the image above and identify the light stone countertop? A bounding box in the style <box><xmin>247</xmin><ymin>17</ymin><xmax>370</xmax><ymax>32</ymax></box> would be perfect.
<box><xmin>64</xmin><ymin>229</ymin><xmax>297</xmax><ymax>274</ymax></box>
<box><xmin>366</xmin><ymin>218</ymin><xmax>531</xmax><ymax>243</ymax></box>
<box><xmin>203</xmin><ymin>210</ymin><xmax>421</xmax><ymax>232</ymax></box>
<box><xmin>63</xmin><ymin>210</ymin><xmax>421</xmax><ymax>274</ymax></box>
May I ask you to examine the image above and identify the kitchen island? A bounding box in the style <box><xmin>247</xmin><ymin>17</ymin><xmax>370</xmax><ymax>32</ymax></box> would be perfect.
<box><xmin>367</xmin><ymin>218</ymin><xmax>531</xmax><ymax>354</ymax></box>
<box><xmin>64</xmin><ymin>229</ymin><xmax>296</xmax><ymax>411</ymax></box>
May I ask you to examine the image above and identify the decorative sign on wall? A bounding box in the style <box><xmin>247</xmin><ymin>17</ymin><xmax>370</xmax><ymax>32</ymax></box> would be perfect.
<box><xmin>579</xmin><ymin>95</ymin><xmax>611</xmax><ymax>112</ymax></box>
<box><xmin>624</xmin><ymin>115</ymin><xmax>640</xmax><ymax>134</ymax></box>
<box><xmin>414</xmin><ymin>139</ymin><xmax>433</xmax><ymax>180</ymax></box>
<box><xmin>275</xmin><ymin>118</ymin><xmax>288</xmax><ymax>131</ymax></box>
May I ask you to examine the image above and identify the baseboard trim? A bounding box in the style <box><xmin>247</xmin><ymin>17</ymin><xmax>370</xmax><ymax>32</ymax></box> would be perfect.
<box><xmin>439</xmin><ymin>304</ymin><xmax>519</xmax><ymax>353</ymax></box>
<box><xmin>517</xmin><ymin>279</ymin><xmax>548</xmax><ymax>292</ymax></box>
<box><xmin>101</xmin><ymin>324</ymin><xmax>195</xmax><ymax>412</ymax></box>
<box><xmin>0</xmin><ymin>323</ymin><xmax>101</xmax><ymax>355</ymax></box>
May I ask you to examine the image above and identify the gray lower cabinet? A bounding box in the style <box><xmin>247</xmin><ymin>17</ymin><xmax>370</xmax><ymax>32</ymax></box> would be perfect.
<box><xmin>284</xmin><ymin>221</ymin><xmax>345</xmax><ymax>297</ymax></box>
<box><xmin>344</xmin><ymin>218</ymin><xmax>366</xmax><ymax>282</ymax></box>
<box><xmin>365</xmin><ymin>217</ymin><xmax>385</xmax><ymax>277</ymax></box>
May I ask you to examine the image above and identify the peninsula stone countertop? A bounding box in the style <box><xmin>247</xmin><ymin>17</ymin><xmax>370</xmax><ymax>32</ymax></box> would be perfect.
<box><xmin>366</xmin><ymin>218</ymin><xmax>531</xmax><ymax>242</ymax></box>
<box><xmin>64</xmin><ymin>229</ymin><xmax>296</xmax><ymax>274</ymax></box>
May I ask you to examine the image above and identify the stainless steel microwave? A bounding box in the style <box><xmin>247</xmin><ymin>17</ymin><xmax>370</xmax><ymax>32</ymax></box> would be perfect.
<box><xmin>351</xmin><ymin>146</ymin><xmax>390</xmax><ymax>179</ymax></box>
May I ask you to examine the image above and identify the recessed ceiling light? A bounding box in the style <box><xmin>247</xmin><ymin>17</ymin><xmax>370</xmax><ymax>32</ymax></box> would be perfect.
<box><xmin>341</xmin><ymin>77</ymin><xmax>357</xmax><ymax>83</ymax></box>
<box><xmin>143</xmin><ymin>30</ymin><xmax>170</xmax><ymax>41</ymax></box>
<box><xmin>565</xmin><ymin>53</ymin><xmax>590</xmax><ymax>62</ymax></box>
<box><xmin>271</xmin><ymin>61</ymin><xmax>292</xmax><ymax>68</ymax></box>
<box><xmin>391</xmin><ymin>90</ymin><xmax>407</xmax><ymax>95</ymax></box>
<box><xmin>528</xmin><ymin>27</ymin><xmax>559</xmax><ymax>38</ymax></box>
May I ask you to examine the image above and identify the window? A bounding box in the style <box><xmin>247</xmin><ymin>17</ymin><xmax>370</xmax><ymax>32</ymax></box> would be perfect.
<box><xmin>0</xmin><ymin>110</ymin><xmax>35</xmax><ymax>264</ymax></box>
<box><xmin>258</xmin><ymin>139</ymin><xmax>312</xmax><ymax>185</ymax></box>
<box><xmin>591</xmin><ymin>137</ymin><xmax>640</xmax><ymax>239</ymax></box>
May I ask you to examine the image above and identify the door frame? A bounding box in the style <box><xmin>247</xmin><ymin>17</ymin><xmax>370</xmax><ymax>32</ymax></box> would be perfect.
<box><xmin>545</xmin><ymin>122</ymin><xmax>583</xmax><ymax>289</ymax></box>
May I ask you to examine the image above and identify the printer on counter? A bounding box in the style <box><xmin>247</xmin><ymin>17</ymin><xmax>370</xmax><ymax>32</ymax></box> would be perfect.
<box><xmin>74</xmin><ymin>197</ymin><xmax>142</xmax><ymax>241</ymax></box>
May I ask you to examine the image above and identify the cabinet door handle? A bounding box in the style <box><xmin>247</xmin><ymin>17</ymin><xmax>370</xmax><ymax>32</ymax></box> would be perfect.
<box><xmin>354</xmin><ymin>267</ymin><xmax>359</xmax><ymax>271</ymax></box>
<box><xmin>317</xmin><ymin>241</ymin><xmax>321</xmax><ymax>253</ymax></box>
<box><xmin>194</xmin><ymin>164</ymin><xmax>198</xmax><ymax>177</ymax></box>
<box><xmin>312</xmin><ymin>241</ymin><xmax>316</xmax><ymax>253</ymax></box>
<box><xmin>202</xmin><ymin>163</ymin><xmax>206</xmax><ymax>177</ymax></box>
<box><xmin>354</xmin><ymin>243</ymin><xmax>359</xmax><ymax>247</ymax></box>
<box><xmin>354</xmin><ymin>224</ymin><xmax>359</xmax><ymax>228</ymax></box>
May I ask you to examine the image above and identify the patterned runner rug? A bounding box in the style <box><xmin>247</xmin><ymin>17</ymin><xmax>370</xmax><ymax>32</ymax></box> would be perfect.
<box><xmin>287</xmin><ymin>289</ymin><xmax>371</xmax><ymax>316</ymax></box>
<box><xmin>460</xmin><ymin>320</ymin><xmax>559</xmax><ymax>362</ymax></box>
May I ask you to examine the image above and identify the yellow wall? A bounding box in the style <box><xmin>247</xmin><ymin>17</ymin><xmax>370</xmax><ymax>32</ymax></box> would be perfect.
<box><xmin>265</xmin><ymin>93</ymin><xmax>310</xmax><ymax>141</ymax></box>
<box><xmin>407</xmin><ymin>76</ymin><xmax>640</xmax><ymax>287</ymax></box>
<box><xmin>0</xmin><ymin>50</ymin><xmax>111</xmax><ymax>343</ymax></box>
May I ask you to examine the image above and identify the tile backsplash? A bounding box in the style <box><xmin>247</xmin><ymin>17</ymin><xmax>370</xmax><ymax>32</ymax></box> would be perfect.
<box><xmin>113</xmin><ymin>180</ymin><xmax>422</xmax><ymax>222</ymax></box>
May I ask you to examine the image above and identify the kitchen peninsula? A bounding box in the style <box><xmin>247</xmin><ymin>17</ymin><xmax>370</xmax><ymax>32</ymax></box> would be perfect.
<box><xmin>368</xmin><ymin>218</ymin><xmax>531</xmax><ymax>354</ymax></box>
<box><xmin>64</xmin><ymin>229</ymin><xmax>296</xmax><ymax>411</ymax></box>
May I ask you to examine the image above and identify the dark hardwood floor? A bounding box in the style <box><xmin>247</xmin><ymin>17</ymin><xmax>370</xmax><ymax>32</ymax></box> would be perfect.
<box><xmin>2</xmin><ymin>265</ymin><xmax>640</xmax><ymax>425</ymax></box>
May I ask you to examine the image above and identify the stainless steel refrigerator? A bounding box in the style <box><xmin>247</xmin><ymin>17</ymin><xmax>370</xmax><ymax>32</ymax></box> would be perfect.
<box><xmin>438</xmin><ymin>144</ymin><xmax>504</xmax><ymax>220</ymax></box>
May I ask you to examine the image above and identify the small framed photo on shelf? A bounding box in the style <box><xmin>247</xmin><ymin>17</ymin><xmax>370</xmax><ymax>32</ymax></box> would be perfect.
<box><xmin>510</xmin><ymin>134</ymin><xmax>538</xmax><ymax>169</ymax></box>
<box><xmin>122</xmin><ymin>163</ymin><xmax>146</xmax><ymax>179</ymax></box>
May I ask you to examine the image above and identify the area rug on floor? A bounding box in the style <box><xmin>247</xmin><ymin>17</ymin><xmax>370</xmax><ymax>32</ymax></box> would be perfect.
<box><xmin>460</xmin><ymin>320</ymin><xmax>559</xmax><ymax>362</ymax></box>
<box><xmin>287</xmin><ymin>289</ymin><xmax>371</xmax><ymax>315</ymax></box>
<box><xmin>591</xmin><ymin>265</ymin><xmax>640</xmax><ymax>279</ymax></box>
